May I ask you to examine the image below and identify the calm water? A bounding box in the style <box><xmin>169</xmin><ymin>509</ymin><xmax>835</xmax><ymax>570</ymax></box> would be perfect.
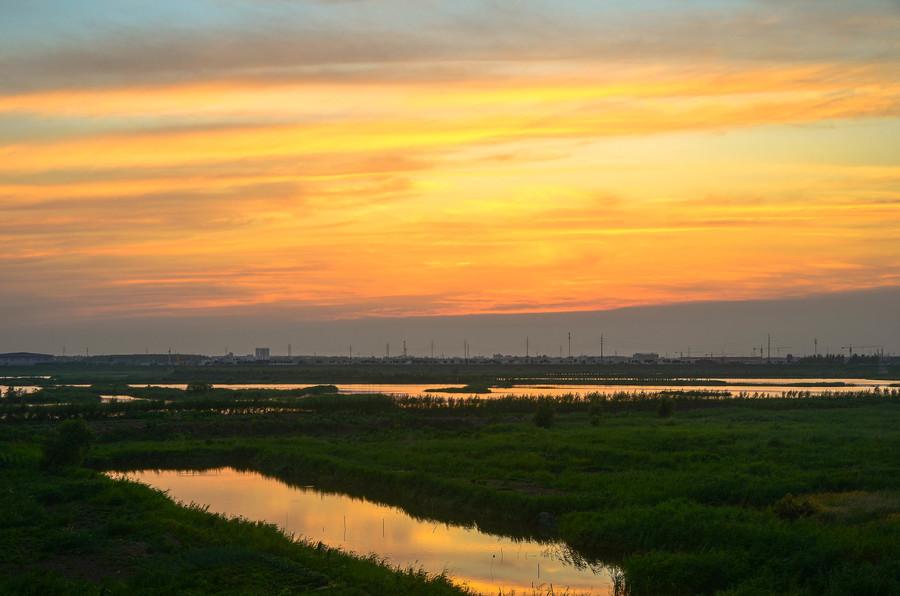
<box><xmin>113</xmin><ymin>468</ymin><xmax>616</xmax><ymax>595</ymax></box>
<box><xmin>124</xmin><ymin>378</ymin><xmax>898</xmax><ymax>398</ymax></box>
<box><xmin>5</xmin><ymin>378</ymin><xmax>895</xmax><ymax>403</ymax></box>
<box><xmin>99</xmin><ymin>394</ymin><xmax>145</xmax><ymax>402</ymax></box>
<box><xmin>0</xmin><ymin>385</ymin><xmax>40</xmax><ymax>395</ymax></box>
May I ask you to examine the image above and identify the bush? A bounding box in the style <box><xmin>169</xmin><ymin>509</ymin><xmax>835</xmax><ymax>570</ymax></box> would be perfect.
<box><xmin>41</xmin><ymin>419</ymin><xmax>94</xmax><ymax>468</ymax></box>
<box><xmin>624</xmin><ymin>549</ymin><xmax>748</xmax><ymax>595</ymax></box>
<box><xmin>773</xmin><ymin>494</ymin><xmax>817</xmax><ymax>520</ymax></box>
<box><xmin>186</xmin><ymin>382</ymin><xmax>213</xmax><ymax>394</ymax></box>
<box><xmin>534</xmin><ymin>400</ymin><xmax>555</xmax><ymax>428</ymax></box>
<box><xmin>657</xmin><ymin>398</ymin><xmax>674</xmax><ymax>418</ymax></box>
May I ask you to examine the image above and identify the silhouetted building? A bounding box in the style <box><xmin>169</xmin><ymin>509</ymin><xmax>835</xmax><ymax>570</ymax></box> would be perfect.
<box><xmin>632</xmin><ymin>352</ymin><xmax>660</xmax><ymax>364</ymax></box>
<box><xmin>0</xmin><ymin>352</ymin><xmax>55</xmax><ymax>366</ymax></box>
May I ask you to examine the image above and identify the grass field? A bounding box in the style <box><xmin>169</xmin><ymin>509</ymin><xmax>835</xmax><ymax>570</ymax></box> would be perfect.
<box><xmin>0</xmin><ymin>444</ymin><xmax>466</xmax><ymax>595</ymax></box>
<box><xmin>3</xmin><ymin>387</ymin><xmax>900</xmax><ymax>594</ymax></box>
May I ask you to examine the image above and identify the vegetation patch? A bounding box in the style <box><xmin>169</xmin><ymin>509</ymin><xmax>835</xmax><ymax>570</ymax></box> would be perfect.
<box><xmin>3</xmin><ymin>383</ymin><xmax>900</xmax><ymax>594</ymax></box>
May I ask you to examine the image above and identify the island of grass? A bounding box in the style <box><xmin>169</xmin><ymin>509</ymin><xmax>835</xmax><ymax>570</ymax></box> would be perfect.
<box><xmin>424</xmin><ymin>383</ymin><xmax>494</xmax><ymax>394</ymax></box>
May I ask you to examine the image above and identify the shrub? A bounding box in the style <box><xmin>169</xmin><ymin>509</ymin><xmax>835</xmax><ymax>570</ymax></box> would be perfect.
<box><xmin>657</xmin><ymin>398</ymin><xmax>674</xmax><ymax>418</ymax></box>
<box><xmin>773</xmin><ymin>494</ymin><xmax>817</xmax><ymax>520</ymax></box>
<box><xmin>41</xmin><ymin>419</ymin><xmax>94</xmax><ymax>468</ymax></box>
<box><xmin>534</xmin><ymin>400</ymin><xmax>555</xmax><ymax>428</ymax></box>
<box><xmin>186</xmin><ymin>382</ymin><xmax>213</xmax><ymax>394</ymax></box>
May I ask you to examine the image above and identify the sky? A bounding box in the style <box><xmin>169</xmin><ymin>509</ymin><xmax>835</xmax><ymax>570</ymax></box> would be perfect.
<box><xmin>1</xmin><ymin>0</ymin><xmax>899</xmax><ymax>354</ymax></box>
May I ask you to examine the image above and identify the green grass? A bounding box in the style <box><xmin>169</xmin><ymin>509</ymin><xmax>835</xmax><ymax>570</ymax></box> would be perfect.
<box><xmin>0</xmin><ymin>445</ymin><xmax>467</xmax><ymax>595</ymax></box>
<box><xmin>4</xmin><ymin>391</ymin><xmax>900</xmax><ymax>594</ymax></box>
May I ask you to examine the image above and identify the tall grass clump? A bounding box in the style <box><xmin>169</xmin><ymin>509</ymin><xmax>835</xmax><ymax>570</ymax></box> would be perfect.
<box><xmin>657</xmin><ymin>397</ymin><xmax>674</xmax><ymax>418</ymax></box>
<box><xmin>41</xmin><ymin>419</ymin><xmax>94</xmax><ymax>468</ymax></box>
<box><xmin>534</xmin><ymin>400</ymin><xmax>555</xmax><ymax>428</ymax></box>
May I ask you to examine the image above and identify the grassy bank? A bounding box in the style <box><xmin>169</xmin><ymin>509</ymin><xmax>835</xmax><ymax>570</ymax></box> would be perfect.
<box><xmin>0</xmin><ymin>443</ymin><xmax>466</xmax><ymax>595</ymax></box>
<box><xmin>4</xmin><ymin>390</ymin><xmax>900</xmax><ymax>594</ymax></box>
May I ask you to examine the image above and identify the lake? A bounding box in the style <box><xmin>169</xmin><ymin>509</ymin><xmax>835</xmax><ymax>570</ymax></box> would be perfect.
<box><xmin>112</xmin><ymin>467</ymin><xmax>618</xmax><ymax>595</ymax></box>
<box><xmin>123</xmin><ymin>378</ymin><xmax>898</xmax><ymax>398</ymax></box>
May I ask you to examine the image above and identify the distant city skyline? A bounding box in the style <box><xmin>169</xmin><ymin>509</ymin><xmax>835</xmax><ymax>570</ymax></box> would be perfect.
<box><xmin>3</xmin><ymin>286</ymin><xmax>898</xmax><ymax>358</ymax></box>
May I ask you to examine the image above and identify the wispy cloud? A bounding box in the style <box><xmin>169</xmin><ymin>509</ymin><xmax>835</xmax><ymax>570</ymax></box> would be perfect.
<box><xmin>0</xmin><ymin>0</ymin><xmax>898</xmax><ymax>333</ymax></box>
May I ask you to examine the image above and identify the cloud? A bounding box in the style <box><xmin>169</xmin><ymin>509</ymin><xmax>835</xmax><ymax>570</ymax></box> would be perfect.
<box><xmin>0</xmin><ymin>0</ymin><xmax>897</xmax><ymax>334</ymax></box>
<box><xmin>1</xmin><ymin>0</ymin><xmax>897</xmax><ymax>93</ymax></box>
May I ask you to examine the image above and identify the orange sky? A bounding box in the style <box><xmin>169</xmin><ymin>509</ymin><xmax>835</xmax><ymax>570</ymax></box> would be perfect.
<box><xmin>1</xmin><ymin>1</ymin><xmax>899</xmax><ymax>330</ymax></box>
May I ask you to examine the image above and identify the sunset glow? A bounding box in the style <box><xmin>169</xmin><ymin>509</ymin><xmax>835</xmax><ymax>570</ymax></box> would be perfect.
<box><xmin>2</xmin><ymin>0</ymin><xmax>899</xmax><ymax>328</ymax></box>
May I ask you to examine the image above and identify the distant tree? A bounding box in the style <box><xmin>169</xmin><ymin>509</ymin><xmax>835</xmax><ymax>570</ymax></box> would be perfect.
<box><xmin>186</xmin><ymin>382</ymin><xmax>213</xmax><ymax>394</ymax></box>
<box><xmin>41</xmin><ymin>419</ymin><xmax>94</xmax><ymax>468</ymax></box>
<box><xmin>534</xmin><ymin>400</ymin><xmax>555</xmax><ymax>428</ymax></box>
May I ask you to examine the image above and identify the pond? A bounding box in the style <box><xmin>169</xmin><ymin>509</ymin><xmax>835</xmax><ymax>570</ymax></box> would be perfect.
<box><xmin>112</xmin><ymin>467</ymin><xmax>618</xmax><ymax>595</ymax></box>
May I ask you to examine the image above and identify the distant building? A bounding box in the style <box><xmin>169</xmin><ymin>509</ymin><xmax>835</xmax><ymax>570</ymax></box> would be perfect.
<box><xmin>254</xmin><ymin>348</ymin><xmax>271</xmax><ymax>361</ymax></box>
<box><xmin>0</xmin><ymin>352</ymin><xmax>55</xmax><ymax>366</ymax></box>
<box><xmin>632</xmin><ymin>352</ymin><xmax>660</xmax><ymax>364</ymax></box>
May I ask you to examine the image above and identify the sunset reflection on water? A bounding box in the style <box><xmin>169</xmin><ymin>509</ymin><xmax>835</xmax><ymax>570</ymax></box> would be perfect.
<box><xmin>116</xmin><ymin>467</ymin><xmax>614</xmax><ymax>595</ymax></box>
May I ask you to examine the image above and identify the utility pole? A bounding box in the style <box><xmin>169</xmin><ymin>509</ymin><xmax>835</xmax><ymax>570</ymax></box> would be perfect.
<box><xmin>814</xmin><ymin>338</ymin><xmax>818</xmax><ymax>357</ymax></box>
<box><xmin>349</xmin><ymin>345</ymin><xmax>352</xmax><ymax>359</ymax></box>
<box><xmin>430</xmin><ymin>340</ymin><xmax>435</xmax><ymax>359</ymax></box>
<box><xmin>767</xmin><ymin>334</ymin><xmax>771</xmax><ymax>362</ymax></box>
<box><xmin>526</xmin><ymin>336</ymin><xmax>530</xmax><ymax>359</ymax></box>
<box><xmin>568</xmin><ymin>332</ymin><xmax>572</xmax><ymax>358</ymax></box>
<box><xmin>386</xmin><ymin>343</ymin><xmax>390</xmax><ymax>359</ymax></box>
<box><xmin>402</xmin><ymin>340</ymin><xmax>407</xmax><ymax>358</ymax></box>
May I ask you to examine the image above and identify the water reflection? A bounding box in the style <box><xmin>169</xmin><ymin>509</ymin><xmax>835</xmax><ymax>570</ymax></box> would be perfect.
<box><xmin>99</xmin><ymin>395</ymin><xmax>145</xmax><ymax>403</ymax></box>
<box><xmin>114</xmin><ymin>468</ymin><xmax>614</xmax><ymax>595</ymax></box>
<box><xmin>125</xmin><ymin>379</ymin><xmax>898</xmax><ymax>399</ymax></box>
<box><xmin>0</xmin><ymin>385</ymin><xmax>40</xmax><ymax>396</ymax></box>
